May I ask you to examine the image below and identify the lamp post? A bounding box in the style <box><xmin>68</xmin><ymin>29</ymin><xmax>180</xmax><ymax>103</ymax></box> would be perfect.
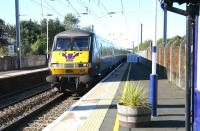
<box><xmin>15</xmin><ymin>0</ymin><xmax>21</xmax><ymax>70</ymax></box>
<box><xmin>46</xmin><ymin>14</ymin><xmax>52</xmax><ymax>60</ymax></box>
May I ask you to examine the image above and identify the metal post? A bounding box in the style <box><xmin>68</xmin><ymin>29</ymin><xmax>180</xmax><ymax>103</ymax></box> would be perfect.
<box><xmin>162</xmin><ymin>3</ymin><xmax>167</xmax><ymax>79</ymax></box>
<box><xmin>192</xmin><ymin>15</ymin><xmax>196</xmax><ymax>131</ymax></box>
<box><xmin>15</xmin><ymin>0</ymin><xmax>21</xmax><ymax>70</ymax></box>
<box><xmin>194</xmin><ymin>5</ymin><xmax>200</xmax><ymax>131</ymax></box>
<box><xmin>185</xmin><ymin>5</ymin><xmax>192</xmax><ymax>131</ymax></box>
<box><xmin>141</xmin><ymin>23</ymin><xmax>143</xmax><ymax>46</ymax></box>
<box><xmin>46</xmin><ymin>17</ymin><xmax>49</xmax><ymax>59</ymax></box>
<box><xmin>150</xmin><ymin>0</ymin><xmax>158</xmax><ymax>117</ymax></box>
<box><xmin>163</xmin><ymin>3</ymin><xmax>167</xmax><ymax>47</ymax></box>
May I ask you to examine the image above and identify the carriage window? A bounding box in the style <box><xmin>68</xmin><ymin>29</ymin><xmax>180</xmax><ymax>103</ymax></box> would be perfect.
<box><xmin>72</xmin><ymin>37</ymin><xmax>89</xmax><ymax>51</ymax></box>
<box><xmin>54</xmin><ymin>38</ymin><xmax>71</xmax><ymax>51</ymax></box>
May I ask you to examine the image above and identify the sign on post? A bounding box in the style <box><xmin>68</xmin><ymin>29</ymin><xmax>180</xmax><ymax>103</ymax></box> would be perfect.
<box><xmin>8</xmin><ymin>45</ymin><xmax>14</xmax><ymax>56</ymax></box>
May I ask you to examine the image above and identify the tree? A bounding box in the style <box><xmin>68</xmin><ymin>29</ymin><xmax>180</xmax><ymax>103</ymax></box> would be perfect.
<box><xmin>157</xmin><ymin>38</ymin><xmax>163</xmax><ymax>47</ymax></box>
<box><xmin>139</xmin><ymin>39</ymin><xmax>152</xmax><ymax>50</ymax></box>
<box><xmin>0</xmin><ymin>19</ymin><xmax>4</xmax><ymax>40</ymax></box>
<box><xmin>41</xmin><ymin>18</ymin><xmax>65</xmax><ymax>51</ymax></box>
<box><xmin>63</xmin><ymin>13</ymin><xmax>79</xmax><ymax>30</ymax></box>
<box><xmin>4</xmin><ymin>24</ymin><xmax>16</xmax><ymax>40</ymax></box>
<box><xmin>133</xmin><ymin>39</ymin><xmax>152</xmax><ymax>52</ymax></box>
<box><xmin>167</xmin><ymin>35</ymin><xmax>184</xmax><ymax>46</ymax></box>
<box><xmin>0</xmin><ymin>19</ymin><xmax>8</xmax><ymax>46</ymax></box>
<box><xmin>31</xmin><ymin>33</ymin><xmax>46</xmax><ymax>55</ymax></box>
<box><xmin>20</xmin><ymin>20</ymin><xmax>41</xmax><ymax>55</ymax></box>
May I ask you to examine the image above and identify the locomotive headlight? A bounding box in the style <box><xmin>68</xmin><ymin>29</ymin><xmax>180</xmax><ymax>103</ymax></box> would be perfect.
<box><xmin>78</xmin><ymin>63</ymin><xmax>91</xmax><ymax>68</ymax></box>
<box><xmin>83</xmin><ymin>63</ymin><xmax>88</xmax><ymax>67</ymax></box>
<box><xmin>51</xmin><ymin>63</ymin><xmax>62</xmax><ymax>68</ymax></box>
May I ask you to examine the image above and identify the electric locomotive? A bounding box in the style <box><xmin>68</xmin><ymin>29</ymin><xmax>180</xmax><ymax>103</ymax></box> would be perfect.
<box><xmin>46</xmin><ymin>29</ymin><xmax>127</xmax><ymax>92</ymax></box>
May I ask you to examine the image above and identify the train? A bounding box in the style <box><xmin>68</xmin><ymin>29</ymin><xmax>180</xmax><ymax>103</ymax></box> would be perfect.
<box><xmin>46</xmin><ymin>29</ymin><xmax>128</xmax><ymax>92</ymax></box>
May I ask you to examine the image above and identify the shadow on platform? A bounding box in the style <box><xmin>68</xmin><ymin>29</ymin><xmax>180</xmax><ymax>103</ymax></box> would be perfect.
<box><xmin>103</xmin><ymin>62</ymin><xmax>167</xmax><ymax>83</ymax></box>
<box><xmin>157</xmin><ymin>104</ymin><xmax>185</xmax><ymax>108</ymax></box>
<box><xmin>73</xmin><ymin>104</ymin><xmax>117</xmax><ymax>111</ymax></box>
<box><xmin>147</xmin><ymin>120</ymin><xmax>185</xmax><ymax>128</ymax></box>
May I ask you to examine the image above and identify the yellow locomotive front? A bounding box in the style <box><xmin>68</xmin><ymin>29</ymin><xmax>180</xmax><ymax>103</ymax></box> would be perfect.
<box><xmin>46</xmin><ymin>30</ymin><xmax>92</xmax><ymax>91</ymax></box>
<box><xmin>49</xmin><ymin>36</ymin><xmax>90</xmax><ymax>75</ymax></box>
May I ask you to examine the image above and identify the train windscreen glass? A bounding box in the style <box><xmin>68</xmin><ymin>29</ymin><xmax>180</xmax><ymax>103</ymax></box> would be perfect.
<box><xmin>72</xmin><ymin>37</ymin><xmax>89</xmax><ymax>51</ymax></box>
<box><xmin>54</xmin><ymin>38</ymin><xmax>71</xmax><ymax>51</ymax></box>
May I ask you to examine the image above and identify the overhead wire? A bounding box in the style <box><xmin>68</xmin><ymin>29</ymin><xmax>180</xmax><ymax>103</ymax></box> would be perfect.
<box><xmin>30</xmin><ymin>0</ymin><xmax>51</xmax><ymax>11</ymax></box>
<box><xmin>76</xmin><ymin>0</ymin><xmax>89</xmax><ymax>13</ymax></box>
<box><xmin>95</xmin><ymin>0</ymin><xmax>111</xmax><ymax>17</ymax></box>
<box><xmin>120</xmin><ymin>0</ymin><xmax>130</xmax><ymax>33</ymax></box>
<box><xmin>45</xmin><ymin>0</ymin><xmax>65</xmax><ymax>18</ymax></box>
<box><xmin>66</xmin><ymin>0</ymin><xmax>81</xmax><ymax>17</ymax></box>
<box><xmin>30</xmin><ymin>0</ymin><xmax>65</xmax><ymax>18</ymax></box>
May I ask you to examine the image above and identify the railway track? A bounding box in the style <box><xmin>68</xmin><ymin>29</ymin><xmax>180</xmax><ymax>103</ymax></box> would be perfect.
<box><xmin>0</xmin><ymin>78</ymin><xmax>96</xmax><ymax>131</ymax></box>
<box><xmin>0</xmin><ymin>83</ymin><xmax>51</xmax><ymax>110</ymax></box>
<box><xmin>0</xmin><ymin>88</ymin><xmax>90</xmax><ymax>131</ymax></box>
<box><xmin>0</xmin><ymin>93</ymin><xmax>64</xmax><ymax>131</ymax></box>
<box><xmin>0</xmin><ymin>64</ymin><xmax>120</xmax><ymax>131</ymax></box>
<box><xmin>0</xmin><ymin>87</ymin><xmax>59</xmax><ymax>130</ymax></box>
<box><xmin>0</xmin><ymin>82</ymin><xmax>47</xmax><ymax>100</ymax></box>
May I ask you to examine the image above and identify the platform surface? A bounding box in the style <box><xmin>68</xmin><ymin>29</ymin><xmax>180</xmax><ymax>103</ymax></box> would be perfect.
<box><xmin>0</xmin><ymin>67</ymin><xmax>48</xmax><ymax>79</ymax></box>
<box><xmin>43</xmin><ymin>63</ymin><xmax>185</xmax><ymax>131</ymax></box>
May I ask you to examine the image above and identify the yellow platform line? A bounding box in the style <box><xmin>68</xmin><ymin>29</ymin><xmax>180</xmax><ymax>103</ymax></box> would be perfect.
<box><xmin>79</xmin><ymin>64</ymin><xmax>128</xmax><ymax>131</ymax></box>
<box><xmin>113</xmin><ymin>63</ymin><xmax>132</xmax><ymax>131</ymax></box>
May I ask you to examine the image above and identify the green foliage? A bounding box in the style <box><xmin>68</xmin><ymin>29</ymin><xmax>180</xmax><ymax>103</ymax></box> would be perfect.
<box><xmin>134</xmin><ymin>35</ymin><xmax>185</xmax><ymax>51</ymax></box>
<box><xmin>64</xmin><ymin>14</ymin><xmax>80</xmax><ymax>30</ymax></box>
<box><xmin>0</xmin><ymin>46</ymin><xmax>8</xmax><ymax>56</ymax></box>
<box><xmin>0</xmin><ymin>14</ymin><xmax>79</xmax><ymax>56</ymax></box>
<box><xmin>157</xmin><ymin>38</ymin><xmax>163</xmax><ymax>47</ymax></box>
<box><xmin>19</xmin><ymin>15</ymin><xmax>78</xmax><ymax>55</ymax></box>
<box><xmin>139</xmin><ymin>40</ymin><xmax>152</xmax><ymax>50</ymax></box>
<box><xmin>4</xmin><ymin>24</ymin><xmax>16</xmax><ymax>40</ymax></box>
<box><xmin>0</xmin><ymin>18</ymin><xmax>5</xmax><ymax>39</ymax></box>
<box><xmin>31</xmin><ymin>34</ymin><xmax>47</xmax><ymax>55</ymax></box>
<box><xmin>0</xmin><ymin>18</ymin><xmax>8</xmax><ymax>47</ymax></box>
<box><xmin>20</xmin><ymin>20</ymin><xmax>41</xmax><ymax>55</ymax></box>
<box><xmin>119</xmin><ymin>82</ymin><xmax>150</xmax><ymax>108</ymax></box>
<box><xmin>167</xmin><ymin>35</ymin><xmax>184</xmax><ymax>46</ymax></box>
<box><xmin>134</xmin><ymin>40</ymin><xmax>152</xmax><ymax>52</ymax></box>
<box><xmin>40</xmin><ymin>18</ymin><xmax>65</xmax><ymax>51</ymax></box>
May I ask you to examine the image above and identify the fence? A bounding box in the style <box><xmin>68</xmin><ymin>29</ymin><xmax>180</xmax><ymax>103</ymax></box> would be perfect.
<box><xmin>137</xmin><ymin>43</ymin><xmax>186</xmax><ymax>89</ymax></box>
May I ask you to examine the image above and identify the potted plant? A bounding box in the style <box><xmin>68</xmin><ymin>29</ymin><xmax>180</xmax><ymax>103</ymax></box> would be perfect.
<box><xmin>117</xmin><ymin>82</ymin><xmax>151</xmax><ymax>128</ymax></box>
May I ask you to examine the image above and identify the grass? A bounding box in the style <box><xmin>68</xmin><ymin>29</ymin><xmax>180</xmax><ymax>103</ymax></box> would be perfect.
<box><xmin>119</xmin><ymin>82</ymin><xmax>150</xmax><ymax>109</ymax></box>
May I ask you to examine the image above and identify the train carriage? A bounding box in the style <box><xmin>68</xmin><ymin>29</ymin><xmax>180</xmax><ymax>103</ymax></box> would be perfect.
<box><xmin>46</xmin><ymin>29</ymin><xmax>127</xmax><ymax>92</ymax></box>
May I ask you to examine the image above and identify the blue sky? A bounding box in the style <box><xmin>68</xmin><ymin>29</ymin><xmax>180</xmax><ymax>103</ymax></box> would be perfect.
<box><xmin>0</xmin><ymin>0</ymin><xmax>186</xmax><ymax>48</ymax></box>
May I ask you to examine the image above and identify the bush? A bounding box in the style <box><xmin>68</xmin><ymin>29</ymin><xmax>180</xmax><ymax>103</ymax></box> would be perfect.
<box><xmin>119</xmin><ymin>82</ymin><xmax>150</xmax><ymax>108</ymax></box>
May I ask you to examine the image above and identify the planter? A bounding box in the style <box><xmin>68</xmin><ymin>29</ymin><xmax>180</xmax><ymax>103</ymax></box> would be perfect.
<box><xmin>117</xmin><ymin>103</ymin><xmax>151</xmax><ymax>128</ymax></box>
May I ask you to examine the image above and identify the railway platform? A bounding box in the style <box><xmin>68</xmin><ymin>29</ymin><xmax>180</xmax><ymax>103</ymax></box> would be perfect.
<box><xmin>0</xmin><ymin>67</ymin><xmax>48</xmax><ymax>79</ymax></box>
<box><xmin>0</xmin><ymin>67</ymin><xmax>49</xmax><ymax>97</ymax></box>
<box><xmin>43</xmin><ymin>62</ymin><xmax>185</xmax><ymax>131</ymax></box>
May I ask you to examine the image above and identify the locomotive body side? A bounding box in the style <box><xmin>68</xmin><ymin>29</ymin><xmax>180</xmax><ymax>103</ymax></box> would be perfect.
<box><xmin>46</xmin><ymin>29</ymin><xmax>127</xmax><ymax>92</ymax></box>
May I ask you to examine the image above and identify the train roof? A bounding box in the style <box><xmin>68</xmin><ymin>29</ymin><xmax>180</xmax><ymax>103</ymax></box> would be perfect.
<box><xmin>55</xmin><ymin>29</ymin><xmax>94</xmax><ymax>37</ymax></box>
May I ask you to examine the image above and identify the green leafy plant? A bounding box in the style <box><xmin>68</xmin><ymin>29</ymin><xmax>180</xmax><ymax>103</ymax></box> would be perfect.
<box><xmin>119</xmin><ymin>82</ymin><xmax>150</xmax><ymax>108</ymax></box>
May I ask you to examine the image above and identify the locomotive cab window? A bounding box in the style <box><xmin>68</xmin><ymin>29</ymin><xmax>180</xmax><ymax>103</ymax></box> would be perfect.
<box><xmin>72</xmin><ymin>37</ymin><xmax>89</xmax><ymax>51</ymax></box>
<box><xmin>54</xmin><ymin>37</ymin><xmax>71</xmax><ymax>51</ymax></box>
